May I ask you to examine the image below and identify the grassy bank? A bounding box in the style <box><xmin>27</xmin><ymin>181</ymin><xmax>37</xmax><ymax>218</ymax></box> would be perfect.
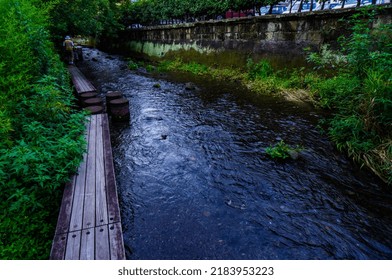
<box><xmin>0</xmin><ymin>0</ymin><xmax>87</xmax><ymax>259</ymax></box>
<box><xmin>133</xmin><ymin>9</ymin><xmax>391</xmax><ymax>185</ymax></box>
<box><xmin>156</xmin><ymin>57</ymin><xmax>316</xmax><ymax>103</ymax></box>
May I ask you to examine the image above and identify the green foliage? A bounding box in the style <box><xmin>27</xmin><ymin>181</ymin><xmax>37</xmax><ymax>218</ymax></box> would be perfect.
<box><xmin>0</xmin><ymin>188</ymin><xmax>58</xmax><ymax>259</ymax></box>
<box><xmin>328</xmin><ymin>115</ymin><xmax>376</xmax><ymax>156</ymax></box>
<box><xmin>338</xmin><ymin>7</ymin><xmax>392</xmax><ymax>78</ymax></box>
<box><xmin>157</xmin><ymin>58</ymin><xmax>182</xmax><ymax>71</ymax></box>
<box><xmin>179</xmin><ymin>62</ymin><xmax>209</xmax><ymax>75</ymax></box>
<box><xmin>157</xmin><ymin>57</ymin><xmax>311</xmax><ymax>96</ymax></box>
<box><xmin>246</xmin><ymin>58</ymin><xmax>274</xmax><ymax>80</ymax></box>
<box><xmin>306</xmin><ymin>44</ymin><xmax>347</xmax><ymax>72</ymax></box>
<box><xmin>281</xmin><ymin>68</ymin><xmax>320</xmax><ymax>90</ymax></box>
<box><xmin>158</xmin><ymin>58</ymin><xmax>209</xmax><ymax>75</ymax></box>
<box><xmin>47</xmin><ymin>0</ymin><xmax>120</xmax><ymax>41</ymax></box>
<box><xmin>307</xmin><ymin>7</ymin><xmax>392</xmax><ymax>183</ymax></box>
<box><xmin>145</xmin><ymin>64</ymin><xmax>156</xmax><ymax>72</ymax></box>
<box><xmin>120</xmin><ymin>0</ymin><xmax>230</xmax><ymax>25</ymax></box>
<box><xmin>265</xmin><ymin>140</ymin><xmax>303</xmax><ymax>160</ymax></box>
<box><xmin>128</xmin><ymin>59</ymin><xmax>139</xmax><ymax>70</ymax></box>
<box><xmin>311</xmin><ymin>74</ymin><xmax>361</xmax><ymax>109</ymax></box>
<box><xmin>0</xmin><ymin>0</ymin><xmax>86</xmax><ymax>259</ymax></box>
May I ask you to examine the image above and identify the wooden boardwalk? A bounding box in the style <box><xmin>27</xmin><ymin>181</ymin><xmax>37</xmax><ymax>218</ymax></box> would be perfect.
<box><xmin>50</xmin><ymin>65</ymin><xmax>125</xmax><ymax>260</ymax></box>
<box><xmin>50</xmin><ymin>114</ymin><xmax>125</xmax><ymax>260</ymax></box>
<box><xmin>68</xmin><ymin>65</ymin><xmax>96</xmax><ymax>94</ymax></box>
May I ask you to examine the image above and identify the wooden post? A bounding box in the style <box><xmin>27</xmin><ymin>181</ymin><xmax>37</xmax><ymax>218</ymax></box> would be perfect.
<box><xmin>109</xmin><ymin>98</ymin><xmax>130</xmax><ymax>121</ymax></box>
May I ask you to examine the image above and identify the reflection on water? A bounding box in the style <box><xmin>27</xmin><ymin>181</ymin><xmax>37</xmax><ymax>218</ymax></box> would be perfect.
<box><xmin>79</xmin><ymin>48</ymin><xmax>392</xmax><ymax>260</ymax></box>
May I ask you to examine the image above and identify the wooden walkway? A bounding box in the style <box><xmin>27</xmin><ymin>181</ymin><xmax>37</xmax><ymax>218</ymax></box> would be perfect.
<box><xmin>50</xmin><ymin>114</ymin><xmax>125</xmax><ymax>260</ymax></box>
<box><xmin>50</xmin><ymin>65</ymin><xmax>125</xmax><ymax>260</ymax></box>
<box><xmin>68</xmin><ymin>65</ymin><xmax>96</xmax><ymax>94</ymax></box>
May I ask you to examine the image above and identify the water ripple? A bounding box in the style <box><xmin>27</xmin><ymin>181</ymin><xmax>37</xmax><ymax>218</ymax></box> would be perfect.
<box><xmin>79</xmin><ymin>48</ymin><xmax>392</xmax><ymax>260</ymax></box>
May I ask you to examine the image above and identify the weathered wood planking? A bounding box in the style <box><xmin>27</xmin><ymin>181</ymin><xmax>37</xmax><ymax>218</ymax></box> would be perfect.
<box><xmin>95</xmin><ymin>114</ymin><xmax>109</xmax><ymax>227</ymax></box>
<box><xmin>102</xmin><ymin>115</ymin><xmax>122</xmax><ymax>225</ymax></box>
<box><xmin>50</xmin><ymin>114</ymin><xmax>125</xmax><ymax>260</ymax></box>
<box><xmin>68</xmin><ymin>65</ymin><xmax>96</xmax><ymax>94</ymax></box>
<box><xmin>83</xmin><ymin>115</ymin><xmax>96</xmax><ymax>230</ymax></box>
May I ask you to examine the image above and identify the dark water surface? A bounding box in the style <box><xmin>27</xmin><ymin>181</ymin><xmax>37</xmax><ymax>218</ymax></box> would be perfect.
<box><xmin>79</xmin><ymin>48</ymin><xmax>392</xmax><ymax>260</ymax></box>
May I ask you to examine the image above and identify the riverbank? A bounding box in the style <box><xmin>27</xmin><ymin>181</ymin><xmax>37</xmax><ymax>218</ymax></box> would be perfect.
<box><xmin>156</xmin><ymin>57</ymin><xmax>316</xmax><ymax>104</ymax></box>
<box><xmin>128</xmin><ymin>54</ymin><xmax>391</xmax><ymax>185</ymax></box>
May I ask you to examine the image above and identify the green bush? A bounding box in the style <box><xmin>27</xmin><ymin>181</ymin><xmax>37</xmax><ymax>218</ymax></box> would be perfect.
<box><xmin>128</xmin><ymin>60</ymin><xmax>139</xmax><ymax>70</ymax></box>
<box><xmin>282</xmin><ymin>68</ymin><xmax>320</xmax><ymax>90</ymax></box>
<box><xmin>308</xmin><ymin>7</ymin><xmax>392</xmax><ymax>183</ymax></box>
<box><xmin>146</xmin><ymin>64</ymin><xmax>155</xmax><ymax>72</ymax></box>
<box><xmin>312</xmin><ymin>74</ymin><xmax>361</xmax><ymax>109</ymax></box>
<box><xmin>0</xmin><ymin>0</ymin><xmax>86</xmax><ymax>259</ymax></box>
<box><xmin>246</xmin><ymin>58</ymin><xmax>274</xmax><ymax>80</ymax></box>
<box><xmin>179</xmin><ymin>61</ymin><xmax>209</xmax><ymax>75</ymax></box>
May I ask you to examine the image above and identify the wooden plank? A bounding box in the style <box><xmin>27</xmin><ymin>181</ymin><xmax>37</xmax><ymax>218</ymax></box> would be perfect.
<box><xmin>95</xmin><ymin>114</ymin><xmax>109</xmax><ymax>227</ymax></box>
<box><xmin>102</xmin><ymin>114</ymin><xmax>122</xmax><ymax>223</ymax></box>
<box><xmin>50</xmin><ymin>233</ymin><xmax>67</xmax><ymax>260</ymax></box>
<box><xmin>69</xmin><ymin>120</ymin><xmax>90</xmax><ymax>232</ymax></box>
<box><xmin>109</xmin><ymin>222</ymin><xmax>126</xmax><ymax>260</ymax></box>
<box><xmin>83</xmin><ymin>115</ymin><xmax>96</xmax><ymax>229</ymax></box>
<box><xmin>80</xmin><ymin>228</ymin><xmax>95</xmax><ymax>260</ymax></box>
<box><xmin>68</xmin><ymin>65</ymin><xmax>96</xmax><ymax>94</ymax></box>
<box><xmin>54</xmin><ymin>178</ymin><xmax>75</xmax><ymax>235</ymax></box>
<box><xmin>65</xmin><ymin>231</ymin><xmax>82</xmax><ymax>260</ymax></box>
<box><xmin>95</xmin><ymin>225</ymin><xmax>110</xmax><ymax>260</ymax></box>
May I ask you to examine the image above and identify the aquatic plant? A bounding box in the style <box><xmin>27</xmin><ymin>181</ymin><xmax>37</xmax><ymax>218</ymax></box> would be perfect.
<box><xmin>265</xmin><ymin>140</ymin><xmax>303</xmax><ymax>160</ymax></box>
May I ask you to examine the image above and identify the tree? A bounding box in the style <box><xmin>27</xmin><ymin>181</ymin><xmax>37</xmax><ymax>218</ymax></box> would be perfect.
<box><xmin>47</xmin><ymin>0</ymin><xmax>117</xmax><ymax>42</ymax></box>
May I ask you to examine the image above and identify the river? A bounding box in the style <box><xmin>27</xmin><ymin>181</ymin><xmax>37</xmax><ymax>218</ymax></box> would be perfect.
<box><xmin>78</xmin><ymin>48</ymin><xmax>392</xmax><ymax>260</ymax></box>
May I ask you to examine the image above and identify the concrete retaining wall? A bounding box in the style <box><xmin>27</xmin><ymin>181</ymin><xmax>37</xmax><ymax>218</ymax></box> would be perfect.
<box><xmin>100</xmin><ymin>6</ymin><xmax>391</xmax><ymax>66</ymax></box>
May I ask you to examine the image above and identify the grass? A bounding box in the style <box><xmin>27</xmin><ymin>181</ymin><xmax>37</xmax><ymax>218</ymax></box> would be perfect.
<box><xmin>154</xmin><ymin>55</ymin><xmax>391</xmax><ymax>184</ymax></box>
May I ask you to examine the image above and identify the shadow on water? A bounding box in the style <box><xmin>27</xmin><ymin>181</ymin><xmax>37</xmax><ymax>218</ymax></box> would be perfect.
<box><xmin>78</xmin><ymin>48</ymin><xmax>392</xmax><ymax>260</ymax></box>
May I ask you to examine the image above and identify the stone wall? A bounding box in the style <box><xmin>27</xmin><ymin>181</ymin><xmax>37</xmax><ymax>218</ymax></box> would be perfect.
<box><xmin>101</xmin><ymin>6</ymin><xmax>391</xmax><ymax>66</ymax></box>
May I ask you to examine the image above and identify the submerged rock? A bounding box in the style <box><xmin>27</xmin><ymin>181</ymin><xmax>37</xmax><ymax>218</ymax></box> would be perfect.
<box><xmin>185</xmin><ymin>82</ymin><xmax>196</xmax><ymax>90</ymax></box>
<box><xmin>288</xmin><ymin>150</ymin><xmax>300</xmax><ymax>160</ymax></box>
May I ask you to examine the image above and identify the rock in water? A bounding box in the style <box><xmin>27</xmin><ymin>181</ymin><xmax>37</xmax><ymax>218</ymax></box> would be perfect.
<box><xmin>288</xmin><ymin>150</ymin><xmax>299</xmax><ymax>160</ymax></box>
<box><xmin>185</xmin><ymin>82</ymin><xmax>196</xmax><ymax>90</ymax></box>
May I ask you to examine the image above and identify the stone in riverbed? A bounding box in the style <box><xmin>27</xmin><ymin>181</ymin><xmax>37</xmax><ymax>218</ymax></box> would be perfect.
<box><xmin>185</xmin><ymin>82</ymin><xmax>196</xmax><ymax>90</ymax></box>
<box><xmin>288</xmin><ymin>150</ymin><xmax>300</xmax><ymax>160</ymax></box>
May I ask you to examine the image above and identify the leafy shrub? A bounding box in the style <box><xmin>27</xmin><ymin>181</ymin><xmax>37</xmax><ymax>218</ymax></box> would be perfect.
<box><xmin>128</xmin><ymin>60</ymin><xmax>139</xmax><ymax>70</ymax></box>
<box><xmin>306</xmin><ymin>44</ymin><xmax>347</xmax><ymax>72</ymax></box>
<box><xmin>0</xmin><ymin>0</ymin><xmax>86</xmax><ymax>259</ymax></box>
<box><xmin>308</xmin><ymin>7</ymin><xmax>392</xmax><ymax>183</ymax></box>
<box><xmin>283</xmin><ymin>68</ymin><xmax>320</xmax><ymax>90</ymax></box>
<box><xmin>179</xmin><ymin>61</ymin><xmax>209</xmax><ymax>75</ymax></box>
<box><xmin>312</xmin><ymin>74</ymin><xmax>361</xmax><ymax>109</ymax></box>
<box><xmin>246</xmin><ymin>58</ymin><xmax>274</xmax><ymax>80</ymax></box>
<box><xmin>146</xmin><ymin>64</ymin><xmax>155</xmax><ymax>72</ymax></box>
<box><xmin>157</xmin><ymin>58</ymin><xmax>183</xmax><ymax>72</ymax></box>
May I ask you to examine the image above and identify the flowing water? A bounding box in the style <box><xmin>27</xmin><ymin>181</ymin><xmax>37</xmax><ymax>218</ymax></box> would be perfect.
<box><xmin>78</xmin><ymin>48</ymin><xmax>392</xmax><ymax>260</ymax></box>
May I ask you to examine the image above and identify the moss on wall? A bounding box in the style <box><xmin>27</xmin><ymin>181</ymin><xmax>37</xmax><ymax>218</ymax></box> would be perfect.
<box><xmin>101</xmin><ymin>6</ymin><xmax>391</xmax><ymax>68</ymax></box>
